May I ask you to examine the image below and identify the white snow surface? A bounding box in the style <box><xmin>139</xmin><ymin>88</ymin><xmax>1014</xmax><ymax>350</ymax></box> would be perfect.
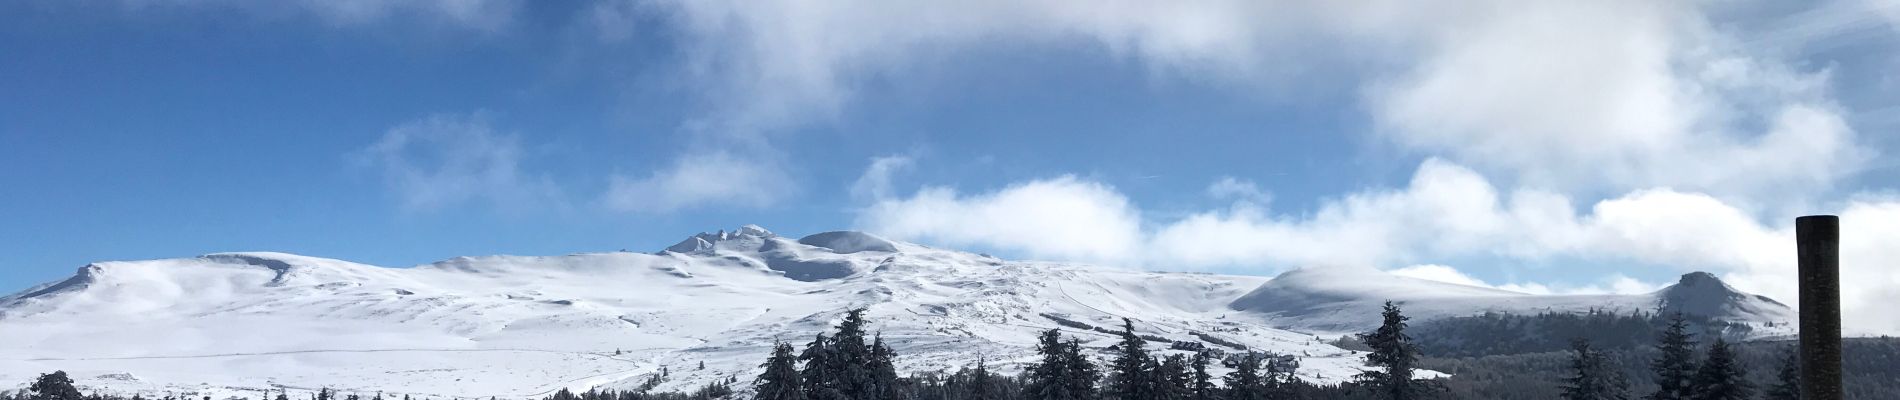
<box><xmin>0</xmin><ymin>227</ymin><xmax>1789</xmax><ymax>399</ymax></box>
<box><xmin>0</xmin><ymin>229</ymin><xmax>1349</xmax><ymax>399</ymax></box>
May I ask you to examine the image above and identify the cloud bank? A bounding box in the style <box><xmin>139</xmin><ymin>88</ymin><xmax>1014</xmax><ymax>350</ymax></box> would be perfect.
<box><xmin>854</xmin><ymin>157</ymin><xmax>1900</xmax><ymax>334</ymax></box>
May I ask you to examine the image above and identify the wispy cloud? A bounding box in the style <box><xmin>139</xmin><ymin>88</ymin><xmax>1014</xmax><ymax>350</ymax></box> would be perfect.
<box><xmin>603</xmin><ymin>150</ymin><xmax>794</xmax><ymax>213</ymax></box>
<box><xmin>352</xmin><ymin>112</ymin><xmax>562</xmax><ymax>213</ymax></box>
<box><xmin>118</xmin><ymin>0</ymin><xmax>524</xmax><ymax>32</ymax></box>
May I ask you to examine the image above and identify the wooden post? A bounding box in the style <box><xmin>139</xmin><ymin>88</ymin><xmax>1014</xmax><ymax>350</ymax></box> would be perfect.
<box><xmin>1797</xmin><ymin>215</ymin><xmax>1842</xmax><ymax>400</ymax></box>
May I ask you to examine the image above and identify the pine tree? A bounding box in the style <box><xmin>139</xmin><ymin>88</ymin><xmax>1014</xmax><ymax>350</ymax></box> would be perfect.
<box><xmin>1062</xmin><ymin>339</ymin><xmax>1101</xmax><ymax>400</ymax></box>
<box><xmin>317</xmin><ymin>389</ymin><xmax>333</xmax><ymax>400</ymax></box>
<box><xmin>1647</xmin><ymin>314</ymin><xmax>1698</xmax><ymax>400</ymax></box>
<box><xmin>1224</xmin><ymin>353</ymin><xmax>1265</xmax><ymax>400</ymax></box>
<box><xmin>1189</xmin><ymin>352</ymin><xmax>1215</xmax><ymax>400</ymax></box>
<box><xmin>1559</xmin><ymin>339</ymin><xmax>1631</xmax><ymax>400</ymax></box>
<box><xmin>798</xmin><ymin>334</ymin><xmax>846</xmax><ymax>400</ymax></box>
<box><xmin>1763</xmin><ymin>346</ymin><xmax>1799</xmax><ymax>400</ymax></box>
<box><xmin>869</xmin><ymin>335</ymin><xmax>902</xmax><ymax>400</ymax></box>
<box><xmin>756</xmin><ymin>341</ymin><xmax>807</xmax><ymax>400</ymax></box>
<box><xmin>1107</xmin><ymin>318</ymin><xmax>1153</xmax><ymax>400</ymax></box>
<box><xmin>28</xmin><ymin>371</ymin><xmax>82</xmax><ymax>400</ymax></box>
<box><xmin>275</xmin><ymin>391</ymin><xmax>289</xmax><ymax>400</ymax></box>
<box><xmin>1687</xmin><ymin>338</ymin><xmax>1753</xmax><ymax>400</ymax></box>
<box><xmin>1149</xmin><ymin>355</ymin><xmax>1189</xmax><ymax>400</ymax></box>
<box><xmin>1025</xmin><ymin>330</ymin><xmax>1078</xmax><ymax>400</ymax></box>
<box><xmin>832</xmin><ymin>308</ymin><xmax>875</xmax><ymax>399</ymax></box>
<box><xmin>1356</xmin><ymin>301</ymin><xmax>1432</xmax><ymax>400</ymax></box>
<box><xmin>970</xmin><ymin>358</ymin><xmax>996</xmax><ymax>400</ymax></box>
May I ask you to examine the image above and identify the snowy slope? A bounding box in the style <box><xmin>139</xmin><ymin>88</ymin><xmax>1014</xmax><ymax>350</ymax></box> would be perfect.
<box><xmin>1228</xmin><ymin>266</ymin><xmax>1796</xmax><ymax>336</ymax></box>
<box><xmin>0</xmin><ymin>227</ymin><xmax>1793</xmax><ymax>399</ymax></box>
<box><xmin>0</xmin><ymin>227</ymin><xmax>1369</xmax><ymax>399</ymax></box>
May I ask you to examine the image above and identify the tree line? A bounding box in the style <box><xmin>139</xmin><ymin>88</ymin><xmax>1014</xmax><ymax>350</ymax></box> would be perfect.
<box><xmin>1553</xmin><ymin>313</ymin><xmax>1798</xmax><ymax>400</ymax></box>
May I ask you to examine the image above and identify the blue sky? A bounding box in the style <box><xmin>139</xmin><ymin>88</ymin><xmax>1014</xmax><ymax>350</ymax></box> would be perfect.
<box><xmin>4</xmin><ymin>0</ymin><xmax>1900</xmax><ymax>330</ymax></box>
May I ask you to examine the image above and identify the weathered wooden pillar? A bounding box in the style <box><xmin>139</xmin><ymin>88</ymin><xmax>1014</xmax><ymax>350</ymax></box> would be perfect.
<box><xmin>1796</xmin><ymin>215</ymin><xmax>1842</xmax><ymax>400</ymax></box>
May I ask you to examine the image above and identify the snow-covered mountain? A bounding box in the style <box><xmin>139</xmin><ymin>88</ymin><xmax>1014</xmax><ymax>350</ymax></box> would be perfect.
<box><xmin>0</xmin><ymin>226</ymin><xmax>1792</xmax><ymax>398</ymax></box>
<box><xmin>1229</xmin><ymin>266</ymin><xmax>1795</xmax><ymax>335</ymax></box>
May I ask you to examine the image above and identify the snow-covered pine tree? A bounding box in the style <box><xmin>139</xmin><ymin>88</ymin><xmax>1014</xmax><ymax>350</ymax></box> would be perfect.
<box><xmin>755</xmin><ymin>341</ymin><xmax>806</xmax><ymax>400</ymax></box>
<box><xmin>1559</xmin><ymin>339</ymin><xmax>1631</xmax><ymax>400</ymax></box>
<box><xmin>1107</xmin><ymin>318</ymin><xmax>1153</xmax><ymax>400</ymax></box>
<box><xmin>1763</xmin><ymin>346</ymin><xmax>1799</xmax><ymax>400</ymax></box>
<box><xmin>1687</xmin><ymin>338</ymin><xmax>1753</xmax><ymax>400</ymax></box>
<box><xmin>1356</xmin><ymin>301</ymin><xmax>1433</xmax><ymax>400</ymax></box>
<box><xmin>1647</xmin><ymin>313</ymin><xmax>1699</xmax><ymax>400</ymax></box>
<box><xmin>831</xmin><ymin>308</ymin><xmax>875</xmax><ymax>399</ymax></box>
<box><xmin>798</xmin><ymin>333</ymin><xmax>846</xmax><ymax>400</ymax></box>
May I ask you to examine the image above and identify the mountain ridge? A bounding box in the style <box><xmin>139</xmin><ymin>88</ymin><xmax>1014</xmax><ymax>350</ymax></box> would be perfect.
<box><xmin>0</xmin><ymin>226</ymin><xmax>1794</xmax><ymax>398</ymax></box>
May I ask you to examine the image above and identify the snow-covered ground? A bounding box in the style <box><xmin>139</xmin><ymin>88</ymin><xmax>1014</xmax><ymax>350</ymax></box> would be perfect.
<box><xmin>0</xmin><ymin>226</ymin><xmax>1790</xmax><ymax>398</ymax></box>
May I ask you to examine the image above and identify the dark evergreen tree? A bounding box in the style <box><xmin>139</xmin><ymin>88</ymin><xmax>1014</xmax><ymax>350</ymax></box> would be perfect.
<box><xmin>28</xmin><ymin>371</ymin><xmax>81</xmax><ymax>400</ymax></box>
<box><xmin>1356</xmin><ymin>301</ymin><xmax>1432</xmax><ymax>400</ymax></box>
<box><xmin>1149</xmin><ymin>355</ymin><xmax>1189</xmax><ymax>400</ymax></box>
<box><xmin>1106</xmin><ymin>319</ymin><xmax>1152</xmax><ymax>400</ymax></box>
<box><xmin>1646</xmin><ymin>314</ymin><xmax>1698</xmax><ymax>400</ymax></box>
<box><xmin>755</xmin><ymin>341</ymin><xmax>806</xmax><ymax>400</ymax></box>
<box><xmin>1024</xmin><ymin>330</ymin><xmax>1080</xmax><ymax>400</ymax></box>
<box><xmin>1558</xmin><ymin>339</ymin><xmax>1630</xmax><ymax>400</ymax></box>
<box><xmin>970</xmin><ymin>358</ymin><xmax>996</xmax><ymax>400</ymax></box>
<box><xmin>1062</xmin><ymin>339</ymin><xmax>1101</xmax><ymax>400</ymax></box>
<box><xmin>869</xmin><ymin>335</ymin><xmax>902</xmax><ymax>400</ymax></box>
<box><xmin>1764</xmin><ymin>346</ymin><xmax>1799</xmax><ymax>400</ymax></box>
<box><xmin>317</xmin><ymin>389</ymin><xmax>333</xmax><ymax>400</ymax></box>
<box><xmin>798</xmin><ymin>334</ymin><xmax>846</xmax><ymax>400</ymax></box>
<box><xmin>1224</xmin><ymin>353</ymin><xmax>1265</xmax><ymax>400</ymax></box>
<box><xmin>1189</xmin><ymin>352</ymin><xmax>1215</xmax><ymax>400</ymax></box>
<box><xmin>1687</xmin><ymin>338</ymin><xmax>1752</xmax><ymax>400</ymax></box>
<box><xmin>832</xmin><ymin>308</ymin><xmax>875</xmax><ymax>399</ymax></box>
<box><xmin>274</xmin><ymin>391</ymin><xmax>289</xmax><ymax>400</ymax></box>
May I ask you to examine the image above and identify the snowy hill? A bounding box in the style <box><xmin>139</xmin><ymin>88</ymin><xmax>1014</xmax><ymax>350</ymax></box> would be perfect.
<box><xmin>0</xmin><ymin>227</ymin><xmax>1346</xmax><ymax>399</ymax></box>
<box><xmin>1229</xmin><ymin>266</ymin><xmax>1795</xmax><ymax>335</ymax></box>
<box><xmin>0</xmin><ymin>227</ymin><xmax>1792</xmax><ymax>398</ymax></box>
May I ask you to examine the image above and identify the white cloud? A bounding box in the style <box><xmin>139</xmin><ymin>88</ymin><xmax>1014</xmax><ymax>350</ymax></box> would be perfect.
<box><xmin>851</xmin><ymin>155</ymin><xmax>915</xmax><ymax>201</ymax></box>
<box><xmin>644</xmin><ymin>0</ymin><xmax>1867</xmax><ymax>207</ymax></box>
<box><xmin>1390</xmin><ymin>264</ymin><xmax>1490</xmax><ymax>287</ymax></box>
<box><xmin>353</xmin><ymin>113</ymin><xmax>560</xmax><ymax>212</ymax></box>
<box><xmin>856</xmin><ymin>176</ymin><xmax>1144</xmax><ymax>264</ymax></box>
<box><xmin>855</xmin><ymin>158</ymin><xmax>1900</xmax><ymax>333</ymax></box>
<box><xmin>1206</xmin><ymin>177</ymin><xmax>1271</xmax><ymax>205</ymax></box>
<box><xmin>603</xmin><ymin>151</ymin><xmax>794</xmax><ymax>213</ymax></box>
<box><xmin>1368</xmin><ymin>1</ymin><xmax>1865</xmax><ymax>203</ymax></box>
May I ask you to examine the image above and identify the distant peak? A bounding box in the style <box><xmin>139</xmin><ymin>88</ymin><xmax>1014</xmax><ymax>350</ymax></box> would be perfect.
<box><xmin>797</xmin><ymin>231</ymin><xmax>898</xmax><ymax>254</ymax></box>
<box><xmin>660</xmin><ymin>225</ymin><xmax>778</xmax><ymax>254</ymax></box>
<box><xmin>1676</xmin><ymin>271</ymin><xmax>1721</xmax><ymax>286</ymax></box>
<box><xmin>736</xmin><ymin>224</ymin><xmax>774</xmax><ymax>237</ymax></box>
